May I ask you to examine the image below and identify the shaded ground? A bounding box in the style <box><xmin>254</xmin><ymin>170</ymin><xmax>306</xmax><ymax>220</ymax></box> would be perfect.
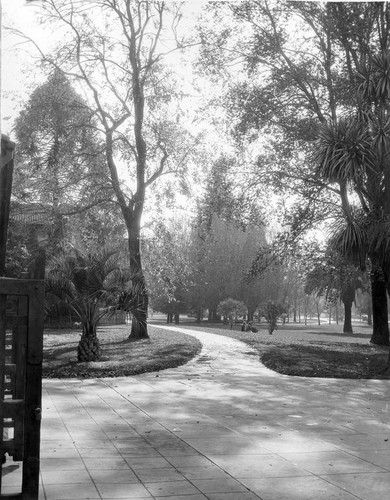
<box><xmin>170</xmin><ymin>320</ymin><xmax>390</xmax><ymax>379</ymax></box>
<box><xmin>43</xmin><ymin>324</ymin><xmax>202</xmax><ymax>378</ymax></box>
<box><xmin>260</xmin><ymin>341</ymin><xmax>389</xmax><ymax>378</ymax></box>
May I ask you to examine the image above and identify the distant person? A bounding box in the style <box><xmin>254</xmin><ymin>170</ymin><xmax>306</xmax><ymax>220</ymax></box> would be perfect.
<box><xmin>248</xmin><ymin>321</ymin><xmax>258</xmax><ymax>333</ymax></box>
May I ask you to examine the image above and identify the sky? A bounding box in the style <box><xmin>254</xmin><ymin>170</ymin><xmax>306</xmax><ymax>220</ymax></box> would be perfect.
<box><xmin>1</xmin><ymin>0</ymin><xmax>50</xmax><ymax>135</ymax></box>
<box><xmin>0</xmin><ymin>0</ymin><xmax>228</xmax><ymax>224</ymax></box>
<box><xmin>0</xmin><ymin>0</ymin><xmax>364</xmax><ymax>137</ymax></box>
<box><xmin>0</xmin><ymin>0</ymin><xmax>212</xmax><ymax>137</ymax></box>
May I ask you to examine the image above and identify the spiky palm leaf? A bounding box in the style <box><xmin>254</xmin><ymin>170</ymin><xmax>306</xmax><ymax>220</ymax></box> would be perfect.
<box><xmin>372</xmin><ymin>52</ymin><xmax>390</xmax><ymax>101</ymax></box>
<box><xmin>356</xmin><ymin>52</ymin><xmax>390</xmax><ymax>103</ymax></box>
<box><xmin>314</xmin><ymin>118</ymin><xmax>377</xmax><ymax>184</ymax></box>
<box><xmin>370</xmin><ymin>108</ymin><xmax>390</xmax><ymax>161</ymax></box>
<box><xmin>109</xmin><ymin>272</ymin><xmax>146</xmax><ymax>316</ymax></box>
<box><xmin>46</xmin><ymin>247</ymin><xmax>121</xmax><ymax>325</ymax></box>
<box><xmin>45</xmin><ymin>247</ymin><xmax>132</xmax><ymax>361</ymax></box>
<box><xmin>329</xmin><ymin>216</ymin><xmax>368</xmax><ymax>269</ymax></box>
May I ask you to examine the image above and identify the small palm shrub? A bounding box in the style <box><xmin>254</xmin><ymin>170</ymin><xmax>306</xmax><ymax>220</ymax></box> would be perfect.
<box><xmin>46</xmin><ymin>247</ymin><xmax>131</xmax><ymax>362</ymax></box>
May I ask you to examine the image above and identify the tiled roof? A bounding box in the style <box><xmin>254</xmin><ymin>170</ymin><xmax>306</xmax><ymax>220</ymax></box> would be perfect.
<box><xmin>11</xmin><ymin>204</ymin><xmax>53</xmax><ymax>225</ymax></box>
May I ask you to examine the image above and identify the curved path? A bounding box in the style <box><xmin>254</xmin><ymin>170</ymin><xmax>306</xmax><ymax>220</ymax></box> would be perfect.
<box><xmin>9</xmin><ymin>327</ymin><xmax>390</xmax><ymax>499</ymax></box>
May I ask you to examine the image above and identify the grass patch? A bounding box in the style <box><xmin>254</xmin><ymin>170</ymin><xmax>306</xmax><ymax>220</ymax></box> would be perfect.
<box><xmin>174</xmin><ymin>322</ymin><xmax>390</xmax><ymax>379</ymax></box>
<box><xmin>43</xmin><ymin>324</ymin><xmax>202</xmax><ymax>378</ymax></box>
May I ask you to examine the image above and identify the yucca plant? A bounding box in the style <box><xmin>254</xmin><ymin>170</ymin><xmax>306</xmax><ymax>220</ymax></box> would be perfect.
<box><xmin>46</xmin><ymin>247</ymin><xmax>130</xmax><ymax>362</ymax></box>
<box><xmin>314</xmin><ymin>118</ymin><xmax>376</xmax><ymax>184</ymax></box>
<box><xmin>328</xmin><ymin>214</ymin><xmax>368</xmax><ymax>271</ymax></box>
<box><xmin>314</xmin><ymin>47</ymin><xmax>390</xmax><ymax>349</ymax></box>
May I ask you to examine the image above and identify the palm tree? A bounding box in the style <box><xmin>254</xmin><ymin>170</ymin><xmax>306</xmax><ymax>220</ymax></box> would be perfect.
<box><xmin>305</xmin><ymin>250</ymin><xmax>366</xmax><ymax>334</ymax></box>
<box><xmin>46</xmin><ymin>247</ymin><xmax>133</xmax><ymax>362</ymax></box>
<box><xmin>313</xmin><ymin>49</ymin><xmax>390</xmax><ymax>347</ymax></box>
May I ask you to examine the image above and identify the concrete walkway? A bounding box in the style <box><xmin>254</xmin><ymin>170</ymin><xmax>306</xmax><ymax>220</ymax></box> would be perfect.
<box><xmin>4</xmin><ymin>326</ymin><xmax>390</xmax><ymax>499</ymax></box>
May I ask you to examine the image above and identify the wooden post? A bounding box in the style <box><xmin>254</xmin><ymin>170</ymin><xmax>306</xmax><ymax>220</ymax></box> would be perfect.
<box><xmin>22</xmin><ymin>280</ymin><xmax>44</xmax><ymax>500</ymax></box>
<box><xmin>0</xmin><ymin>135</ymin><xmax>15</xmax><ymax>276</ymax></box>
<box><xmin>1</xmin><ymin>135</ymin><xmax>15</xmax><ymax>489</ymax></box>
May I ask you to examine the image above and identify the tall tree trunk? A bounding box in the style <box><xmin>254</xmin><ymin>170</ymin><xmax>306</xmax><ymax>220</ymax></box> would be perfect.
<box><xmin>293</xmin><ymin>307</ymin><xmax>297</xmax><ymax>323</ymax></box>
<box><xmin>208</xmin><ymin>308</ymin><xmax>220</xmax><ymax>322</ymax></box>
<box><xmin>105</xmin><ymin>137</ymin><xmax>149</xmax><ymax>341</ymax></box>
<box><xmin>128</xmin><ymin>274</ymin><xmax>148</xmax><ymax>340</ymax></box>
<box><xmin>370</xmin><ymin>265</ymin><xmax>389</xmax><ymax>346</ymax></box>
<box><xmin>341</xmin><ymin>285</ymin><xmax>355</xmax><ymax>334</ymax></box>
<box><xmin>0</xmin><ymin>137</ymin><xmax>14</xmax><ymax>276</ymax></box>
<box><xmin>247</xmin><ymin>309</ymin><xmax>254</xmax><ymax>322</ymax></box>
<box><xmin>367</xmin><ymin>299</ymin><xmax>372</xmax><ymax>326</ymax></box>
<box><xmin>342</xmin><ymin>299</ymin><xmax>353</xmax><ymax>334</ymax></box>
<box><xmin>127</xmin><ymin>213</ymin><xmax>149</xmax><ymax>341</ymax></box>
<box><xmin>385</xmin><ymin>349</ymin><xmax>390</xmax><ymax>374</ymax></box>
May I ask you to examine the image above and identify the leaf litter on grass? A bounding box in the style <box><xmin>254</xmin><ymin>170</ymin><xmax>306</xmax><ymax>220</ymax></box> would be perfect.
<box><xmin>43</xmin><ymin>325</ymin><xmax>202</xmax><ymax>378</ymax></box>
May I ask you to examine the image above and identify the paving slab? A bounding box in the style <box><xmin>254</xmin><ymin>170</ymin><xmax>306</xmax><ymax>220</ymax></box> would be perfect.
<box><xmin>2</xmin><ymin>325</ymin><xmax>389</xmax><ymax>499</ymax></box>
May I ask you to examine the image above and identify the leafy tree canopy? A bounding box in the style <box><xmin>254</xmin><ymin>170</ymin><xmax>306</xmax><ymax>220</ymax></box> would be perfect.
<box><xmin>14</xmin><ymin>69</ymin><xmax>107</xmax><ymax>211</ymax></box>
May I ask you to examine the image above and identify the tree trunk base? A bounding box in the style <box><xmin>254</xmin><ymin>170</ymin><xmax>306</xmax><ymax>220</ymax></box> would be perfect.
<box><xmin>370</xmin><ymin>266</ymin><xmax>389</xmax><ymax>346</ymax></box>
<box><xmin>127</xmin><ymin>332</ymin><xmax>150</xmax><ymax>341</ymax></box>
<box><xmin>379</xmin><ymin>349</ymin><xmax>390</xmax><ymax>374</ymax></box>
<box><xmin>125</xmin><ymin>336</ymin><xmax>151</xmax><ymax>343</ymax></box>
<box><xmin>128</xmin><ymin>314</ymin><xmax>149</xmax><ymax>341</ymax></box>
<box><xmin>370</xmin><ymin>335</ymin><xmax>390</xmax><ymax>346</ymax></box>
<box><xmin>77</xmin><ymin>335</ymin><xmax>101</xmax><ymax>362</ymax></box>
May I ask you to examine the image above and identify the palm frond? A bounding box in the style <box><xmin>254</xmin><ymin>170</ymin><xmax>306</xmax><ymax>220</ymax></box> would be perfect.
<box><xmin>329</xmin><ymin>219</ymin><xmax>368</xmax><ymax>269</ymax></box>
<box><xmin>314</xmin><ymin>118</ymin><xmax>377</xmax><ymax>183</ymax></box>
<box><xmin>356</xmin><ymin>52</ymin><xmax>390</xmax><ymax>103</ymax></box>
<box><xmin>45</xmin><ymin>246</ymin><xmax>129</xmax><ymax>329</ymax></box>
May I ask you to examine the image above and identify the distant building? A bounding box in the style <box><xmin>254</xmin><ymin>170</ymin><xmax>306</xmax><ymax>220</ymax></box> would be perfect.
<box><xmin>10</xmin><ymin>203</ymin><xmax>54</xmax><ymax>249</ymax></box>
